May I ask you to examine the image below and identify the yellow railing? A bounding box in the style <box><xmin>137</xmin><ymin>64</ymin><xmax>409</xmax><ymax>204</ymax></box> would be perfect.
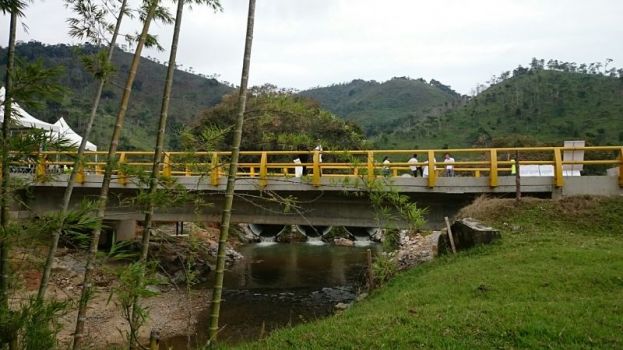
<box><xmin>14</xmin><ymin>146</ymin><xmax>623</xmax><ymax>189</ymax></box>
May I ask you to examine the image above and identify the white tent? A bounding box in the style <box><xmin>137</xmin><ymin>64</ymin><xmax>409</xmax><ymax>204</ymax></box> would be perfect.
<box><xmin>0</xmin><ymin>87</ymin><xmax>61</xmax><ymax>133</ymax></box>
<box><xmin>53</xmin><ymin>117</ymin><xmax>97</xmax><ymax>151</ymax></box>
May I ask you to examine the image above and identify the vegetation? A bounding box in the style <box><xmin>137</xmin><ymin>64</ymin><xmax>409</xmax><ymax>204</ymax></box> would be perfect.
<box><xmin>71</xmin><ymin>1</ymin><xmax>160</xmax><ymax>347</ymax></box>
<box><xmin>300</xmin><ymin>77</ymin><xmax>463</xmax><ymax>140</ymax></box>
<box><xmin>0</xmin><ymin>41</ymin><xmax>233</xmax><ymax>150</ymax></box>
<box><xmin>370</xmin><ymin>60</ymin><xmax>623</xmax><ymax>149</ymax></box>
<box><xmin>192</xmin><ymin>86</ymin><xmax>369</xmax><ymax>152</ymax></box>
<box><xmin>208</xmin><ymin>0</ymin><xmax>255</xmax><ymax>343</ymax></box>
<box><xmin>232</xmin><ymin>196</ymin><xmax>623</xmax><ymax>349</ymax></box>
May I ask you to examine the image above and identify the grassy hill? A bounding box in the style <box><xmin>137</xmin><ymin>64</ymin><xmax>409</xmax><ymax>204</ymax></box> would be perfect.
<box><xmin>379</xmin><ymin>68</ymin><xmax>623</xmax><ymax>149</ymax></box>
<box><xmin>0</xmin><ymin>41</ymin><xmax>233</xmax><ymax>150</ymax></box>
<box><xmin>233</xmin><ymin>196</ymin><xmax>623</xmax><ymax>349</ymax></box>
<box><xmin>299</xmin><ymin>77</ymin><xmax>464</xmax><ymax>140</ymax></box>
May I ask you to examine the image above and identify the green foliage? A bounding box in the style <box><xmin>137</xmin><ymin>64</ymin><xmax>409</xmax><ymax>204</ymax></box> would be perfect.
<box><xmin>382</xmin><ymin>228</ymin><xmax>400</xmax><ymax>251</ymax></box>
<box><xmin>80</xmin><ymin>49</ymin><xmax>115</xmax><ymax>80</ymax></box>
<box><xmin>371</xmin><ymin>251</ymin><xmax>397</xmax><ymax>287</ymax></box>
<box><xmin>9</xmin><ymin>57</ymin><xmax>64</xmax><ymax>110</ymax></box>
<box><xmin>0</xmin><ymin>41</ymin><xmax>234</xmax><ymax>150</ymax></box>
<box><xmin>300</xmin><ymin>77</ymin><xmax>462</xmax><ymax>139</ymax></box>
<box><xmin>376</xmin><ymin>61</ymin><xmax>623</xmax><ymax>149</ymax></box>
<box><xmin>195</xmin><ymin>85</ymin><xmax>369</xmax><ymax>151</ymax></box>
<box><xmin>0</xmin><ymin>298</ymin><xmax>67</xmax><ymax>350</ymax></box>
<box><xmin>111</xmin><ymin>262</ymin><xmax>158</xmax><ymax>348</ymax></box>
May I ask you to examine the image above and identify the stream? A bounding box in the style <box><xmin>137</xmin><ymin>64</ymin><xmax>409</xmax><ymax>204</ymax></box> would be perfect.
<box><xmin>161</xmin><ymin>240</ymin><xmax>381</xmax><ymax>349</ymax></box>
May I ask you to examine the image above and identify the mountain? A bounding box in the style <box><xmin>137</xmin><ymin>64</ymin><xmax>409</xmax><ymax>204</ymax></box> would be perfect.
<box><xmin>299</xmin><ymin>77</ymin><xmax>464</xmax><ymax>139</ymax></box>
<box><xmin>0</xmin><ymin>41</ymin><xmax>233</xmax><ymax>150</ymax></box>
<box><xmin>393</xmin><ymin>67</ymin><xmax>623</xmax><ymax>149</ymax></box>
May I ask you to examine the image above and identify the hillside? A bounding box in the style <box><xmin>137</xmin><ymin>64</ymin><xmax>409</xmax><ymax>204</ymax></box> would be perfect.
<box><xmin>299</xmin><ymin>77</ymin><xmax>464</xmax><ymax>139</ymax></box>
<box><xmin>192</xmin><ymin>87</ymin><xmax>369</xmax><ymax>152</ymax></box>
<box><xmin>380</xmin><ymin>67</ymin><xmax>623</xmax><ymax>149</ymax></box>
<box><xmin>0</xmin><ymin>41</ymin><xmax>233</xmax><ymax>150</ymax></box>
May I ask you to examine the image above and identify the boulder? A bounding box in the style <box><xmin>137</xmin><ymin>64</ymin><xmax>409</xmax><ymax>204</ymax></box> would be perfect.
<box><xmin>437</xmin><ymin>218</ymin><xmax>500</xmax><ymax>255</ymax></box>
<box><xmin>333</xmin><ymin>238</ymin><xmax>355</xmax><ymax>246</ymax></box>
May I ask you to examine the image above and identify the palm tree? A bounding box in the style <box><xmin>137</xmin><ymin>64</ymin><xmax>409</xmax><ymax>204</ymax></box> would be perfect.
<box><xmin>37</xmin><ymin>0</ymin><xmax>129</xmax><ymax>301</ymax></box>
<box><xmin>208</xmin><ymin>0</ymin><xmax>256</xmax><ymax>343</ymax></box>
<box><xmin>71</xmin><ymin>1</ymin><xmax>160</xmax><ymax>348</ymax></box>
<box><xmin>128</xmin><ymin>0</ymin><xmax>220</xmax><ymax>346</ymax></box>
<box><xmin>140</xmin><ymin>0</ymin><xmax>221</xmax><ymax>263</ymax></box>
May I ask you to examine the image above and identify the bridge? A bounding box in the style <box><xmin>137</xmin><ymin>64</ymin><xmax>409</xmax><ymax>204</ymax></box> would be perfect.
<box><xmin>13</xmin><ymin>146</ymin><xmax>623</xmax><ymax>239</ymax></box>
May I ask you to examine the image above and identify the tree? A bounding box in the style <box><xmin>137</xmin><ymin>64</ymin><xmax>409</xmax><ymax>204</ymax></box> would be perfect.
<box><xmin>1</xmin><ymin>2</ymin><xmax>28</xmax><ymax>340</ymax></box>
<box><xmin>37</xmin><ymin>0</ymin><xmax>129</xmax><ymax>301</ymax></box>
<box><xmin>129</xmin><ymin>0</ymin><xmax>221</xmax><ymax>347</ymax></box>
<box><xmin>72</xmin><ymin>1</ymin><xmax>160</xmax><ymax>348</ymax></box>
<box><xmin>208</xmin><ymin>0</ymin><xmax>256</xmax><ymax>343</ymax></box>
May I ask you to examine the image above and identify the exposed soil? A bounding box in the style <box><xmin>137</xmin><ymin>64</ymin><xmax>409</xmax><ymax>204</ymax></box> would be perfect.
<box><xmin>9</xmin><ymin>223</ymin><xmax>241</xmax><ymax>349</ymax></box>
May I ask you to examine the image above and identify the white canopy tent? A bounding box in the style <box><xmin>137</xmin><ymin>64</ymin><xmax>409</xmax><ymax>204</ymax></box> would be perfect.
<box><xmin>53</xmin><ymin>117</ymin><xmax>97</xmax><ymax>151</ymax></box>
<box><xmin>0</xmin><ymin>87</ymin><xmax>60</xmax><ymax>133</ymax></box>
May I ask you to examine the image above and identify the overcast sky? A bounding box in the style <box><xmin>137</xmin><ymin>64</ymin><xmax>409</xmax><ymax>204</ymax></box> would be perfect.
<box><xmin>2</xmin><ymin>0</ymin><xmax>622</xmax><ymax>94</ymax></box>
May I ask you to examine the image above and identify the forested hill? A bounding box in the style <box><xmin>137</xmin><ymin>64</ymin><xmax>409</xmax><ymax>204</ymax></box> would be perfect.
<box><xmin>373</xmin><ymin>64</ymin><xmax>623</xmax><ymax>149</ymax></box>
<box><xmin>0</xmin><ymin>41</ymin><xmax>233</xmax><ymax>150</ymax></box>
<box><xmin>299</xmin><ymin>77</ymin><xmax>464</xmax><ymax>137</ymax></box>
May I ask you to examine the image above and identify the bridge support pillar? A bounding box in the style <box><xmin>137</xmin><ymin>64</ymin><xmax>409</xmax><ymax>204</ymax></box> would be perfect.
<box><xmin>114</xmin><ymin>219</ymin><xmax>138</xmax><ymax>241</ymax></box>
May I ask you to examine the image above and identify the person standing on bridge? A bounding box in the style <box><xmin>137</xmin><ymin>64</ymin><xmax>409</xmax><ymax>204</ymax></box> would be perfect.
<box><xmin>382</xmin><ymin>156</ymin><xmax>391</xmax><ymax>177</ymax></box>
<box><xmin>314</xmin><ymin>139</ymin><xmax>323</xmax><ymax>176</ymax></box>
<box><xmin>444</xmin><ymin>152</ymin><xmax>455</xmax><ymax>177</ymax></box>
<box><xmin>408</xmin><ymin>153</ymin><xmax>422</xmax><ymax>177</ymax></box>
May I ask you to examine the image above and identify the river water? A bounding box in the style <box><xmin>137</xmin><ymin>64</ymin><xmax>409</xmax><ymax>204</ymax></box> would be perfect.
<box><xmin>161</xmin><ymin>240</ymin><xmax>381</xmax><ymax>349</ymax></box>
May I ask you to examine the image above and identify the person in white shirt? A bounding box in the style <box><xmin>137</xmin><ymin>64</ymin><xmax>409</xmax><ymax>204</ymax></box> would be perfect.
<box><xmin>313</xmin><ymin>140</ymin><xmax>323</xmax><ymax>175</ymax></box>
<box><xmin>382</xmin><ymin>156</ymin><xmax>391</xmax><ymax>177</ymax></box>
<box><xmin>444</xmin><ymin>152</ymin><xmax>455</xmax><ymax>177</ymax></box>
<box><xmin>293</xmin><ymin>156</ymin><xmax>303</xmax><ymax>177</ymax></box>
<box><xmin>407</xmin><ymin>153</ymin><xmax>422</xmax><ymax>177</ymax></box>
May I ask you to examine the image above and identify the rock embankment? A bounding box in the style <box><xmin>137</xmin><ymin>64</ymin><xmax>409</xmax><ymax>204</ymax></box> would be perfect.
<box><xmin>395</xmin><ymin>231</ymin><xmax>436</xmax><ymax>270</ymax></box>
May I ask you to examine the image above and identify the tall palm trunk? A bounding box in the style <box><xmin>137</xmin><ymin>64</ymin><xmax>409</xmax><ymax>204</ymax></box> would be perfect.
<box><xmin>140</xmin><ymin>0</ymin><xmax>184</xmax><ymax>264</ymax></box>
<box><xmin>208</xmin><ymin>0</ymin><xmax>256</xmax><ymax>342</ymax></box>
<box><xmin>72</xmin><ymin>2</ymin><xmax>159</xmax><ymax>349</ymax></box>
<box><xmin>126</xmin><ymin>1</ymin><xmax>185</xmax><ymax>347</ymax></box>
<box><xmin>1</xmin><ymin>7</ymin><xmax>18</xmax><ymax>313</ymax></box>
<box><xmin>37</xmin><ymin>0</ymin><xmax>129</xmax><ymax>301</ymax></box>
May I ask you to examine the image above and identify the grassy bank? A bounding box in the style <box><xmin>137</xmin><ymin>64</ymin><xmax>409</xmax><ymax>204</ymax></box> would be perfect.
<box><xmin>232</xmin><ymin>196</ymin><xmax>623</xmax><ymax>349</ymax></box>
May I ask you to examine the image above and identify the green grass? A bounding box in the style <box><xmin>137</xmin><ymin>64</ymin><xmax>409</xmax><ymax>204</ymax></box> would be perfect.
<box><xmin>232</xmin><ymin>196</ymin><xmax>623</xmax><ymax>349</ymax></box>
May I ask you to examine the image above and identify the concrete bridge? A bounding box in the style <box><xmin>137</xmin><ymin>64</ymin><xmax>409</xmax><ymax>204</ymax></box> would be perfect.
<box><xmin>12</xmin><ymin>146</ymin><xmax>623</xmax><ymax>239</ymax></box>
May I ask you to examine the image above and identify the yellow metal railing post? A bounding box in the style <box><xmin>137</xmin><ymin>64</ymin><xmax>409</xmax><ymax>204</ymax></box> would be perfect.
<box><xmin>619</xmin><ymin>147</ymin><xmax>623</xmax><ymax>187</ymax></box>
<box><xmin>75</xmin><ymin>165</ymin><xmax>85</xmax><ymax>184</ymax></box>
<box><xmin>118</xmin><ymin>152</ymin><xmax>127</xmax><ymax>185</ymax></box>
<box><xmin>162</xmin><ymin>152</ymin><xmax>172</xmax><ymax>177</ymax></box>
<box><xmin>553</xmin><ymin>147</ymin><xmax>564</xmax><ymax>187</ymax></box>
<box><xmin>489</xmin><ymin>149</ymin><xmax>498</xmax><ymax>187</ymax></box>
<box><xmin>427</xmin><ymin>150</ymin><xmax>436</xmax><ymax>188</ymax></box>
<box><xmin>312</xmin><ymin>150</ymin><xmax>321</xmax><ymax>187</ymax></box>
<box><xmin>259</xmin><ymin>152</ymin><xmax>268</xmax><ymax>188</ymax></box>
<box><xmin>250</xmin><ymin>166</ymin><xmax>255</xmax><ymax>177</ymax></box>
<box><xmin>475</xmin><ymin>170</ymin><xmax>480</xmax><ymax>178</ymax></box>
<box><xmin>367</xmin><ymin>151</ymin><xmax>375</xmax><ymax>182</ymax></box>
<box><xmin>210</xmin><ymin>152</ymin><xmax>220</xmax><ymax>186</ymax></box>
<box><xmin>36</xmin><ymin>154</ymin><xmax>47</xmax><ymax>179</ymax></box>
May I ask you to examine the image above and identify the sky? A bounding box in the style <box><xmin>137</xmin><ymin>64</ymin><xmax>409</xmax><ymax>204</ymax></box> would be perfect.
<box><xmin>1</xmin><ymin>0</ymin><xmax>623</xmax><ymax>94</ymax></box>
